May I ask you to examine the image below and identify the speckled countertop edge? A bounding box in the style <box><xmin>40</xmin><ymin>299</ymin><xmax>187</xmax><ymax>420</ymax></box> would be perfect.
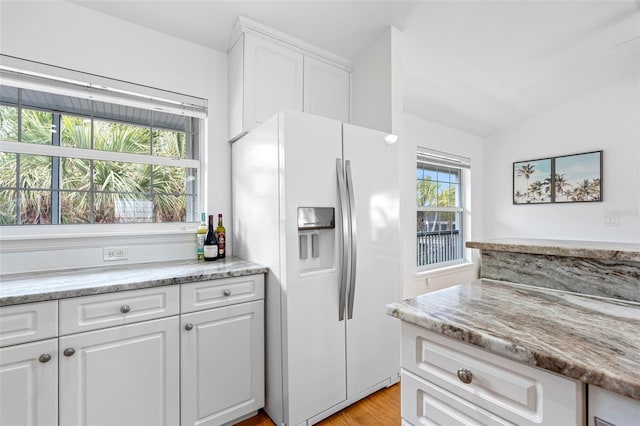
<box><xmin>466</xmin><ymin>238</ymin><xmax>640</xmax><ymax>261</ymax></box>
<box><xmin>0</xmin><ymin>257</ymin><xmax>269</xmax><ymax>306</ymax></box>
<box><xmin>387</xmin><ymin>279</ymin><xmax>640</xmax><ymax>401</ymax></box>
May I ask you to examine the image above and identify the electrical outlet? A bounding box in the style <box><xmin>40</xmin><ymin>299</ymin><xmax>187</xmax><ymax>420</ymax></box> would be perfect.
<box><xmin>103</xmin><ymin>247</ymin><xmax>128</xmax><ymax>261</ymax></box>
<box><xmin>603</xmin><ymin>216</ymin><xmax>620</xmax><ymax>227</ymax></box>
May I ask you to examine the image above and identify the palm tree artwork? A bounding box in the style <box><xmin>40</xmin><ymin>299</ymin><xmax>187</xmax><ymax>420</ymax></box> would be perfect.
<box><xmin>513</xmin><ymin>158</ymin><xmax>552</xmax><ymax>204</ymax></box>
<box><xmin>514</xmin><ymin>151</ymin><xmax>602</xmax><ymax>205</ymax></box>
<box><xmin>554</xmin><ymin>151</ymin><xmax>602</xmax><ymax>203</ymax></box>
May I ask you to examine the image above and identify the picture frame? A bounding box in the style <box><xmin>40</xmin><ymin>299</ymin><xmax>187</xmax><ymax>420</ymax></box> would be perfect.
<box><xmin>513</xmin><ymin>157</ymin><xmax>552</xmax><ymax>204</ymax></box>
<box><xmin>513</xmin><ymin>150</ymin><xmax>602</xmax><ymax>204</ymax></box>
<box><xmin>553</xmin><ymin>151</ymin><xmax>602</xmax><ymax>203</ymax></box>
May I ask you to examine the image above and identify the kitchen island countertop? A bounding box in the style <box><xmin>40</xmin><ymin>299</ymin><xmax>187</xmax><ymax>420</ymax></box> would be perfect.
<box><xmin>0</xmin><ymin>257</ymin><xmax>268</xmax><ymax>306</ymax></box>
<box><xmin>387</xmin><ymin>279</ymin><xmax>640</xmax><ymax>401</ymax></box>
<box><xmin>466</xmin><ymin>237</ymin><xmax>640</xmax><ymax>261</ymax></box>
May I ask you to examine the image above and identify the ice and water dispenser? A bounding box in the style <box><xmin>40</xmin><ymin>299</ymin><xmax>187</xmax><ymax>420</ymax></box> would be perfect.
<box><xmin>297</xmin><ymin>207</ymin><xmax>335</xmax><ymax>271</ymax></box>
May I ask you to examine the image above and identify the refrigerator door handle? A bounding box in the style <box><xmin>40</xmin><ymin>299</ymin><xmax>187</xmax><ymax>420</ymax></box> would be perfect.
<box><xmin>336</xmin><ymin>158</ymin><xmax>349</xmax><ymax>322</ymax></box>
<box><xmin>345</xmin><ymin>160</ymin><xmax>357</xmax><ymax>320</ymax></box>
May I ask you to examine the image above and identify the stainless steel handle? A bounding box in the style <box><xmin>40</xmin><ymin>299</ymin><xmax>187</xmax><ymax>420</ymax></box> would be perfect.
<box><xmin>345</xmin><ymin>160</ymin><xmax>357</xmax><ymax>320</ymax></box>
<box><xmin>63</xmin><ymin>348</ymin><xmax>75</xmax><ymax>357</ymax></box>
<box><xmin>336</xmin><ymin>158</ymin><xmax>349</xmax><ymax>322</ymax></box>
<box><xmin>185</xmin><ymin>323</ymin><xmax>193</xmax><ymax>331</ymax></box>
<box><xmin>120</xmin><ymin>305</ymin><xmax>131</xmax><ymax>314</ymax></box>
<box><xmin>223</xmin><ymin>289</ymin><xmax>231</xmax><ymax>297</ymax></box>
<box><xmin>457</xmin><ymin>368</ymin><xmax>473</xmax><ymax>384</ymax></box>
<box><xmin>39</xmin><ymin>354</ymin><xmax>51</xmax><ymax>363</ymax></box>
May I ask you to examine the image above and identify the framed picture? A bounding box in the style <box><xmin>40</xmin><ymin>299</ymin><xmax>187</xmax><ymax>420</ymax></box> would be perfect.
<box><xmin>513</xmin><ymin>158</ymin><xmax>552</xmax><ymax>204</ymax></box>
<box><xmin>554</xmin><ymin>150</ymin><xmax>602</xmax><ymax>203</ymax></box>
<box><xmin>513</xmin><ymin>150</ymin><xmax>602</xmax><ymax>204</ymax></box>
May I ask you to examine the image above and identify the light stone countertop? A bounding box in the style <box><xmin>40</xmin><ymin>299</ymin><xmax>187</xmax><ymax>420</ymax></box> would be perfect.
<box><xmin>0</xmin><ymin>257</ymin><xmax>268</xmax><ymax>306</ymax></box>
<box><xmin>387</xmin><ymin>279</ymin><xmax>640</xmax><ymax>401</ymax></box>
<box><xmin>466</xmin><ymin>238</ymin><xmax>640</xmax><ymax>261</ymax></box>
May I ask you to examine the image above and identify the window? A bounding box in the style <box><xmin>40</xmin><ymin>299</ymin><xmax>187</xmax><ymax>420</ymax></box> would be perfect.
<box><xmin>0</xmin><ymin>65</ymin><xmax>206</xmax><ymax>226</ymax></box>
<box><xmin>416</xmin><ymin>148</ymin><xmax>470</xmax><ymax>269</ymax></box>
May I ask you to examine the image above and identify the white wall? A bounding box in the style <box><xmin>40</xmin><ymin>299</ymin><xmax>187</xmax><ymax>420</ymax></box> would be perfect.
<box><xmin>351</xmin><ymin>26</ymin><xmax>403</xmax><ymax>135</ymax></box>
<box><xmin>0</xmin><ymin>1</ymin><xmax>229</xmax><ymax>274</ymax></box>
<box><xmin>401</xmin><ymin>113</ymin><xmax>484</xmax><ymax>298</ymax></box>
<box><xmin>483</xmin><ymin>74</ymin><xmax>640</xmax><ymax>243</ymax></box>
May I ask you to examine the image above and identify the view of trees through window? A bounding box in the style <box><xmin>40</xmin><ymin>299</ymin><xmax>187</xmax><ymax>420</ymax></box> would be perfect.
<box><xmin>0</xmin><ymin>85</ymin><xmax>199</xmax><ymax>225</ymax></box>
<box><xmin>416</xmin><ymin>155</ymin><xmax>465</xmax><ymax>267</ymax></box>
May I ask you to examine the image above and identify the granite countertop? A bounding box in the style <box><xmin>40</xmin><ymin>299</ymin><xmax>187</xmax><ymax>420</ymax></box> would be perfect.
<box><xmin>466</xmin><ymin>238</ymin><xmax>640</xmax><ymax>262</ymax></box>
<box><xmin>0</xmin><ymin>257</ymin><xmax>269</xmax><ymax>306</ymax></box>
<box><xmin>387</xmin><ymin>279</ymin><xmax>640</xmax><ymax>401</ymax></box>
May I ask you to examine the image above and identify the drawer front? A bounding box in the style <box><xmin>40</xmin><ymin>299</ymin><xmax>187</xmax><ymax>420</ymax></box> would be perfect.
<box><xmin>0</xmin><ymin>301</ymin><xmax>58</xmax><ymax>347</ymax></box>
<box><xmin>401</xmin><ymin>323</ymin><xmax>584</xmax><ymax>426</ymax></box>
<box><xmin>59</xmin><ymin>286</ymin><xmax>179</xmax><ymax>335</ymax></box>
<box><xmin>181</xmin><ymin>274</ymin><xmax>265</xmax><ymax>313</ymax></box>
<box><xmin>401</xmin><ymin>370</ymin><xmax>513</xmax><ymax>426</ymax></box>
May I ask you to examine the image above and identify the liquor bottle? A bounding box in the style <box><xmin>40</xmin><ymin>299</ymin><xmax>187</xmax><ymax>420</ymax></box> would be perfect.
<box><xmin>203</xmin><ymin>214</ymin><xmax>218</xmax><ymax>261</ymax></box>
<box><xmin>215</xmin><ymin>213</ymin><xmax>226</xmax><ymax>259</ymax></box>
<box><xmin>196</xmin><ymin>212</ymin><xmax>207</xmax><ymax>261</ymax></box>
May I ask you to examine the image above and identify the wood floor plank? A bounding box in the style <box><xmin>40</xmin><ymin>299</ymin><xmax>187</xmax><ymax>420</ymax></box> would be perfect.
<box><xmin>234</xmin><ymin>383</ymin><xmax>400</xmax><ymax>426</ymax></box>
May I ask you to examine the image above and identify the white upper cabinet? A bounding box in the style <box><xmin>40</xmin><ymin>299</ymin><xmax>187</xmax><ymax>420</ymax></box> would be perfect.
<box><xmin>304</xmin><ymin>56</ymin><xmax>350</xmax><ymax>123</ymax></box>
<box><xmin>243</xmin><ymin>34</ymin><xmax>303</xmax><ymax>132</ymax></box>
<box><xmin>228</xmin><ymin>17</ymin><xmax>351</xmax><ymax>141</ymax></box>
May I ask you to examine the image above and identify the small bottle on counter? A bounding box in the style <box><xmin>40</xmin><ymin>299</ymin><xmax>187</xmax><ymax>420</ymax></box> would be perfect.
<box><xmin>196</xmin><ymin>212</ymin><xmax>207</xmax><ymax>261</ymax></box>
<box><xmin>215</xmin><ymin>213</ymin><xmax>226</xmax><ymax>259</ymax></box>
<box><xmin>203</xmin><ymin>214</ymin><xmax>218</xmax><ymax>261</ymax></box>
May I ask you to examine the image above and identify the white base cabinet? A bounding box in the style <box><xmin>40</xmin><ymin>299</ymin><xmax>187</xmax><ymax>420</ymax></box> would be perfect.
<box><xmin>0</xmin><ymin>273</ymin><xmax>265</xmax><ymax>426</ymax></box>
<box><xmin>181</xmin><ymin>300</ymin><xmax>264</xmax><ymax>426</ymax></box>
<box><xmin>0</xmin><ymin>338</ymin><xmax>58</xmax><ymax>426</ymax></box>
<box><xmin>588</xmin><ymin>385</ymin><xmax>640</xmax><ymax>426</ymax></box>
<box><xmin>59</xmin><ymin>316</ymin><xmax>180</xmax><ymax>426</ymax></box>
<box><xmin>401</xmin><ymin>322</ymin><xmax>585</xmax><ymax>426</ymax></box>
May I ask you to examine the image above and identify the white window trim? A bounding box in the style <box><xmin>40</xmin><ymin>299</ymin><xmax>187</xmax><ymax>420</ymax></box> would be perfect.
<box><xmin>0</xmin><ymin>56</ymin><xmax>208</xmax><ymax>237</ymax></box>
<box><xmin>416</xmin><ymin>147</ymin><xmax>471</xmax><ymax>272</ymax></box>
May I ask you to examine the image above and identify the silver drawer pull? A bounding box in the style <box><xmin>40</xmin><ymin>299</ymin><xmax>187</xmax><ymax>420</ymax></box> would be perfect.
<box><xmin>120</xmin><ymin>305</ymin><xmax>131</xmax><ymax>314</ymax></box>
<box><xmin>63</xmin><ymin>348</ymin><xmax>75</xmax><ymax>357</ymax></box>
<box><xmin>39</xmin><ymin>354</ymin><xmax>52</xmax><ymax>363</ymax></box>
<box><xmin>185</xmin><ymin>323</ymin><xmax>194</xmax><ymax>331</ymax></box>
<box><xmin>223</xmin><ymin>289</ymin><xmax>231</xmax><ymax>297</ymax></box>
<box><xmin>457</xmin><ymin>368</ymin><xmax>473</xmax><ymax>384</ymax></box>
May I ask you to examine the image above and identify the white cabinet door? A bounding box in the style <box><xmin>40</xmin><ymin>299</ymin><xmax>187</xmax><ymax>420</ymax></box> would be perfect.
<box><xmin>181</xmin><ymin>300</ymin><xmax>264</xmax><ymax>426</ymax></box>
<box><xmin>304</xmin><ymin>56</ymin><xmax>350</xmax><ymax>123</ymax></box>
<box><xmin>59</xmin><ymin>316</ymin><xmax>179</xmax><ymax>426</ymax></box>
<box><xmin>244</xmin><ymin>33</ymin><xmax>303</xmax><ymax>133</ymax></box>
<box><xmin>0</xmin><ymin>339</ymin><xmax>58</xmax><ymax>426</ymax></box>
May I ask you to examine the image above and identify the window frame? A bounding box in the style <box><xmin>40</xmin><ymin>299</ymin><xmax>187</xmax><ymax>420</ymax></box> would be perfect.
<box><xmin>0</xmin><ymin>57</ymin><xmax>207</xmax><ymax>237</ymax></box>
<box><xmin>416</xmin><ymin>148</ymin><xmax>470</xmax><ymax>271</ymax></box>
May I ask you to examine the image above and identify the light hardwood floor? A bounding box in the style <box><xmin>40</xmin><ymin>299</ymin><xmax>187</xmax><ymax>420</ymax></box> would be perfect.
<box><xmin>235</xmin><ymin>383</ymin><xmax>401</xmax><ymax>426</ymax></box>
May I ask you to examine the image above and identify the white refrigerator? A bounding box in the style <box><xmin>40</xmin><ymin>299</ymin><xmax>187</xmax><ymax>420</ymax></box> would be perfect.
<box><xmin>232</xmin><ymin>110</ymin><xmax>401</xmax><ymax>426</ymax></box>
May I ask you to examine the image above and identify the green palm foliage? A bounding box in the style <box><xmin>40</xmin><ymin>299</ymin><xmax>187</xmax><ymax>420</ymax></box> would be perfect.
<box><xmin>0</xmin><ymin>107</ymin><xmax>189</xmax><ymax>225</ymax></box>
<box><xmin>516</xmin><ymin>163</ymin><xmax>536</xmax><ymax>198</ymax></box>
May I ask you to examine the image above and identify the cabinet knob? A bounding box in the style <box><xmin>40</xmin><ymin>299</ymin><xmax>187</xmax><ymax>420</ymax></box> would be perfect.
<box><xmin>63</xmin><ymin>348</ymin><xmax>76</xmax><ymax>357</ymax></box>
<box><xmin>185</xmin><ymin>323</ymin><xmax>194</xmax><ymax>331</ymax></box>
<box><xmin>120</xmin><ymin>305</ymin><xmax>131</xmax><ymax>314</ymax></box>
<box><xmin>223</xmin><ymin>289</ymin><xmax>231</xmax><ymax>297</ymax></box>
<box><xmin>457</xmin><ymin>368</ymin><xmax>473</xmax><ymax>384</ymax></box>
<box><xmin>39</xmin><ymin>354</ymin><xmax>52</xmax><ymax>363</ymax></box>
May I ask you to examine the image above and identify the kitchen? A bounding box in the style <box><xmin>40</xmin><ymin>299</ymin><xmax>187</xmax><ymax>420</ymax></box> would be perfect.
<box><xmin>0</xmin><ymin>1</ymin><xmax>638</xmax><ymax>425</ymax></box>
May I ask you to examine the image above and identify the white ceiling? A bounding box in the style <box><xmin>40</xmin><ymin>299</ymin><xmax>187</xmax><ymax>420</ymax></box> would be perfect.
<box><xmin>69</xmin><ymin>0</ymin><xmax>640</xmax><ymax>136</ymax></box>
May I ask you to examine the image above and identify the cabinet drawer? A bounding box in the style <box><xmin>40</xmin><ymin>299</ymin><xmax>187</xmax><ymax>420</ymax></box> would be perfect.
<box><xmin>401</xmin><ymin>323</ymin><xmax>584</xmax><ymax>426</ymax></box>
<box><xmin>59</xmin><ymin>286</ymin><xmax>179</xmax><ymax>335</ymax></box>
<box><xmin>181</xmin><ymin>274</ymin><xmax>264</xmax><ymax>313</ymax></box>
<box><xmin>0</xmin><ymin>301</ymin><xmax>58</xmax><ymax>347</ymax></box>
<box><xmin>401</xmin><ymin>369</ymin><xmax>512</xmax><ymax>426</ymax></box>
